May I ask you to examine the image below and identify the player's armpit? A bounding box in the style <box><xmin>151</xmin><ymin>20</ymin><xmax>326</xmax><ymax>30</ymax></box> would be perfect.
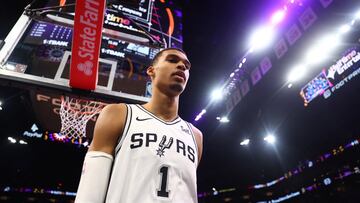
<box><xmin>190</xmin><ymin>124</ymin><xmax>203</xmax><ymax>165</ymax></box>
<box><xmin>89</xmin><ymin>103</ymin><xmax>127</xmax><ymax>155</ymax></box>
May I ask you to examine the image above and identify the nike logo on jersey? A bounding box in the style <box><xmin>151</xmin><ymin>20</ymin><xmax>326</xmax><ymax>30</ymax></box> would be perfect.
<box><xmin>136</xmin><ymin>117</ymin><xmax>152</xmax><ymax>121</ymax></box>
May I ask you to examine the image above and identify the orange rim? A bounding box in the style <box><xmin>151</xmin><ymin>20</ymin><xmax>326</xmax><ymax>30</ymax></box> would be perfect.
<box><xmin>60</xmin><ymin>96</ymin><xmax>105</xmax><ymax>115</ymax></box>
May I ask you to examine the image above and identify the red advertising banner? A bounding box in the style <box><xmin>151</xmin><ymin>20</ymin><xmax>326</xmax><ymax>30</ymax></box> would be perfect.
<box><xmin>70</xmin><ymin>0</ymin><xmax>106</xmax><ymax>90</ymax></box>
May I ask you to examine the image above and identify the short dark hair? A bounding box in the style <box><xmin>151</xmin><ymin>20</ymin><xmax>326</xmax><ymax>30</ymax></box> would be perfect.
<box><xmin>151</xmin><ymin>47</ymin><xmax>186</xmax><ymax>66</ymax></box>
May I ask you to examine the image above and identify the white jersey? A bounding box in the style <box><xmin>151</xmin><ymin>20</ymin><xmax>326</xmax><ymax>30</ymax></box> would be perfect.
<box><xmin>105</xmin><ymin>104</ymin><xmax>199</xmax><ymax>203</ymax></box>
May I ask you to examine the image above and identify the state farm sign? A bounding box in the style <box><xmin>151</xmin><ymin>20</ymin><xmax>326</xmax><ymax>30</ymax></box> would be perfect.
<box><xmin>70</xmin><ymin>0</ymin><xmax>106</xmax><ymax>90</ymax></box>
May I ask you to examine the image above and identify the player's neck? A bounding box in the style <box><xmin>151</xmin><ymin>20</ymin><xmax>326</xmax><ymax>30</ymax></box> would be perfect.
<box><xmin>144</xmin><ymin>90</ymin><xmax>179</xmax><ymax>122</ymax></box>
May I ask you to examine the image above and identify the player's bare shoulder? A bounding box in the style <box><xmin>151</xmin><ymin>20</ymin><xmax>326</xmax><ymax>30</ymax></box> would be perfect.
<box><xmin>89</xmin><ymin>103</ymin><xmax>127</xmax><ymax>154</ymax></box>
<box><xmin>189</xmin><ymin>123</ymin><xmax>203</xmax><ymax>164</ymax></box>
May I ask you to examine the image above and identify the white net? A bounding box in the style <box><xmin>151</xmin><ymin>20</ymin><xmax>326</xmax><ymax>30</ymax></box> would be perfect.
<box><xmin>59</xmin><ymin>96</ymin><xmax>106</xmax><ymax>139</ymax></box>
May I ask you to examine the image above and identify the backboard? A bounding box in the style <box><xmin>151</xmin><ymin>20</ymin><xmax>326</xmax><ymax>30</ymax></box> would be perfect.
<box><xmin>0</xmin><ymin>0</ymin><xmax>184</xmax><ymax>141</ymax></box>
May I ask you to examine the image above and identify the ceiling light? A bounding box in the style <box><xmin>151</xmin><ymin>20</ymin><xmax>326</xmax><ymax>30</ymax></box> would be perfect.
<box><xmin>264</xmin><ymin>134</ymin><xmax>276</xmax><ymax>144</ymax></box>
<box><xmin>287</xmin><ymin>65</ymin><xmax>306</xmax><ymax>83</ymax></box>
<box><xmin>240</xmin><ymin>139</ymin><xmax>250</xmax><ymax>146</ymax></box>
<box><xmin>211</xmin><ymin>88</ymin><xmax>224</xmax><ymax>101</ymax></box>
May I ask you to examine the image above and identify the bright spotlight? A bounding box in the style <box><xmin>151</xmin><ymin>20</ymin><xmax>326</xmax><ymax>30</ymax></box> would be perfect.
<box><xmin>19</xmin><ymin>140</ymin><xmax>28</xmax><ymax>145</ymax></box>
<box><xmin>340</xmin><ymin>24</ymin><xmax>351</xmax><ymax>33</ymax></box>
<box><xmin>195</xmin><ymin>109</ymin><xmax>207</xmax><ymax>121</ymax></box>
<box><xmin>211</xmin><ymin>88</ymin><xmax>223</xmax><ymax>101</ymax></box>
<box><xmin>240</xmin><ymin>139</ymin><xmax>250</xmax><ymax>146</ymax></box>
<box><xmin>271</xmin><ymin>9</ymin><xmax>286</xmax><ymax>25</ymax></box>
<box><xmin>305</xmin><ymin>34</ymin><xmax>340</xmax><ymax>64</ymax></box>
<box><xmin>212</xmin><ymin>187</ymin><xmax>218</xmax><ymax>195</ymax></box>
<box><xmin>287</xmin><ymin>65</ymin><xmax>306</xmax><ymax>83</ymax></box>
<box><xmin>217</xmin><ymin>116</ymin><xmax>230</xmax><ymax>123</ymax></box>
<box><xmin>250</xmin><ymin>26</ymin><xmax>275</xmax><ymax>51</ymax></box>
<box><xmin>356</xmin><ymin>10</ymin><xmax>360</xmax><ymax>19</ymax></box>
<box><xmin>351</xmin><ymin>19</ymin><xmax>356</xmax><ymax>26</ymax></box>
<box><xmin>264</xmin><ymin>134</ymin><xmax>276</xmax><ymax>144</ymax></box>
<box><xmin>195</xmin><ymin>115</ymin><xmax>201</xmax><ymax>121</ymax></box>
<box><xmin>305</xmin><ymin>47</ymin><xmax>324</xmax><ymax>64</ymax></box>
<box><xmin>249</xmin><ymin>47</ymin><xmax>254</xmax><ymax>53</ymax></box>
<box><xmin>7</xmin><ymin>137</ymin><xmax>16</xmax><ymax>144</ymax></box>
<box><xmin>318</xmin><ymin>34</ymin><xmax>340</xmax><ymax>51</ymax></box>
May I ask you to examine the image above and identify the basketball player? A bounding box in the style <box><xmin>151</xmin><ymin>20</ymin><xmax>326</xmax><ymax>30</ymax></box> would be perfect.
<box><xmin>75</xmin><ymin>48</ymin><xmax>203</xmax><ymax>203</ymax></box>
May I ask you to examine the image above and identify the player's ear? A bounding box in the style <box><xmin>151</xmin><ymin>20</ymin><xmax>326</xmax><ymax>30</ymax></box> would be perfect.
<box><xmin>147</xmin><ymin>65</ymin><xmax>155</xmax><ymax>78</ymax></box>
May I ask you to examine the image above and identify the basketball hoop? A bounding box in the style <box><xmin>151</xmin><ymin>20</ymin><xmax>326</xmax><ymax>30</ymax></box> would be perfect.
<box><xmin>59</xmin><ymin>96</ymin><xmax>106</xmax><ymax>140</ymax></box>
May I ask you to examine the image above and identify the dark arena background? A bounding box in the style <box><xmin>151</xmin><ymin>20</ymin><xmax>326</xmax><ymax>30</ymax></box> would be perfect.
<box><xmin>0</xmin><ymin>0</ymin><xmax>360</xmax><ymax>202</ymax></box>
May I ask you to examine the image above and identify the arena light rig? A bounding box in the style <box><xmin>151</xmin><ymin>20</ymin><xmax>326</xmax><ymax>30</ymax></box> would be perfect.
<box><xmin>288</xmin><ymin>8</ymin><xmax>360</xmax><ymax>89</ymax></box>
<box><xmin>194</xmin><ymin>2</ymin><xmax>295</xmax><ymax>122</ymax></box>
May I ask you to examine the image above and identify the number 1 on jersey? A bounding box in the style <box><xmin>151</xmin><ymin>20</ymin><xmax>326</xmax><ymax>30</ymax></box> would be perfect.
<box><xmin>157</xmin><ymin>166</ymin><xmax>170</xmax><ymax>197</ymax></box>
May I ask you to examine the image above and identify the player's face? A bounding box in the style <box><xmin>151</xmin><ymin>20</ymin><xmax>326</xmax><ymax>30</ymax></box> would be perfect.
<box><xmin>149</xmin><ymin>50</ymin><xmax>191</xmax><ymax>96</ymax></box>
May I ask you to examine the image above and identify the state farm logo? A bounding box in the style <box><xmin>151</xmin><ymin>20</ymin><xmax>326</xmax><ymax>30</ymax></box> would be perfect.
<box><xmin>77</xmin><ymin>61</ymin><xmax>93</xmax><ymax>76</ymax></box>
<box><xmin>75</xmin><ymin>0</ymin><xmax>100</xmax><ymax>77</ymax></box>
<box><xmin>70</xmin><ymin>0</ymin><xmax>105</xmax><ymax>89</ymax></box>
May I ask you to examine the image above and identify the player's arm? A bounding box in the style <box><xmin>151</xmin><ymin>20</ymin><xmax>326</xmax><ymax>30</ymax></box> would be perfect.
<box><xmin>89</xmin><ymin>103</ymin><xmax>127</xmax><ymax>154</ymax></box>
<box><xmin>190</xmin><ymin>124</ymin><xmax>203</xmax><ymax>165</ymax></box>
<box><xmin>75</xmin><ymin>103</ymin><xmax>127</xmax><ymax>203</ymax></box>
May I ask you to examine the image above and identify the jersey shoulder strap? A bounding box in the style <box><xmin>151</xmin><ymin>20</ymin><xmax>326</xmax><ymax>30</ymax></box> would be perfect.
<box><xmin>114</xmin><ymin>104</ymin><xmax>133</xmax><ymax>154</ymax></box>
